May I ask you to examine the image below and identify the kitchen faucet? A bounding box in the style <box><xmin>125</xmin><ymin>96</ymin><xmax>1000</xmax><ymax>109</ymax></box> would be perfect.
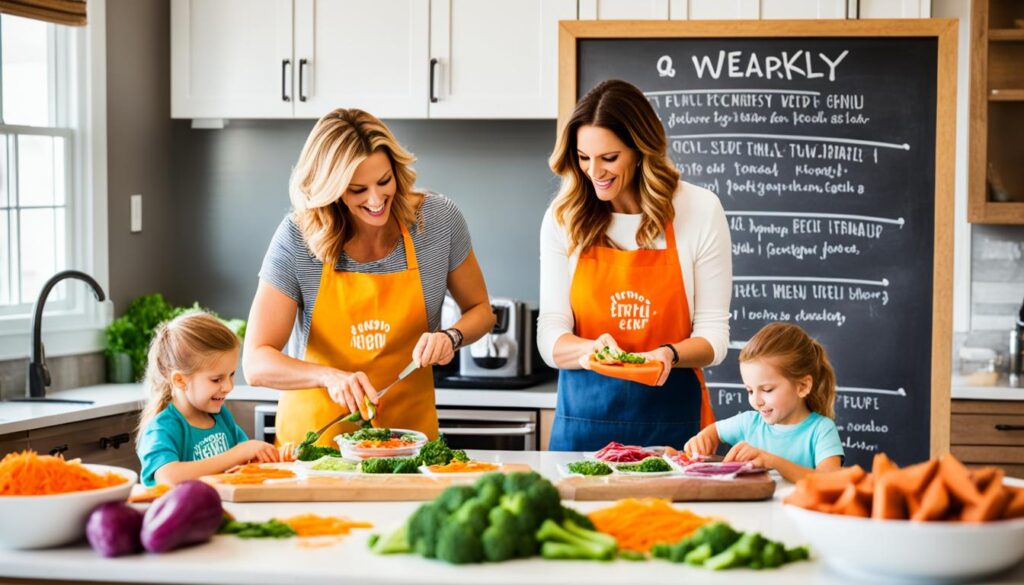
<box><xmin>10</xmin><ymin>270</ymin><xmax>106</xmax><ymax>403</ymax></box>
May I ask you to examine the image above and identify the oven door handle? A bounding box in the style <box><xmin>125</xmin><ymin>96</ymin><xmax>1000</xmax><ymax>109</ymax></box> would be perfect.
<box><xmin>438</xmin><ymin>425</ymin><xmax>535</xmax><ymax>436</ymax></box>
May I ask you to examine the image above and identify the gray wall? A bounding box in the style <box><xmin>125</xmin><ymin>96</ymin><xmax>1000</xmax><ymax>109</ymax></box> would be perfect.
<box><xmin>167</xmin><ymin>119</ymin><xmax>560</xmax><ymax>320</ymax></box>
<box><xmin>958</xmin><ymin>225</ymin><xmax>1024</xmax><ymax>359</ymax></box>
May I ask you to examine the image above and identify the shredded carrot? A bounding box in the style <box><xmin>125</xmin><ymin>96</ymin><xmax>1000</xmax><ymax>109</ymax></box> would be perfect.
<box><xmin>426</xmin><ymin>460</ymin><xmax>499</xmax><ymax>473</ymax></box>
<box><xmin>128</xmin><ymin>483</ymin><xmax>171</xmax><ymax>503</ymax></box>
<box><xmin>280</xmin><ymin>513</ymin><xmax>373</xmax><ymax>537</ymax></box>
<box><xmin>210</xmin><ymin>464</ymin><xmax>296</xmax><ymax>484</ymax></box>
<box><xmin>354</xmin><ymin>438</ymin><xmax>416</xmax><ymax>449</ymax></box>
<box><xmin>588</xmin><ymin>498</ymin><xmax>710</xmax><ymax>552</ymax></box>
<box><xmin>0</xmin><ymin>450</ymin><xmax>128</xmax><ymax>496</ymax></box>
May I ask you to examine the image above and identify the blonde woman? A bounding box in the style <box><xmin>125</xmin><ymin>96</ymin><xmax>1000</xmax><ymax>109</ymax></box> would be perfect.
<box><xmin>244</xmin><ymin>109</ymin><xmax>495</xmax><ymax>445</ymax></box>
<box><xmin>136</xmin><ymin>312</ymin><xmax>281</xmax><ymax>487</ymax></box>
<box><xmin>539</xmin><ymin>80</ymin><xmax>732</xmax><ymax>451</ymax></box>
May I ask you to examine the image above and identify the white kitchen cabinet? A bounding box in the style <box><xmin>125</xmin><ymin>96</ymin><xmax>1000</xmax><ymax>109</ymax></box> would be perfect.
<box><xmin>670</xmin><ymin>0</ymin><xmax>846</xmax><ymax>19</ymax></box>
<box><xmin>857</xmin><ymin>0</ymin><xmax>930</xmax><ymax>18</ymax></box>
<box><xmin>293</xmin><ymin>0</ymin><xmax>430</xmax><ymax>119</ymax></box>
<box><xmin>171</xmin><ymin>0</ymin><xmax>294</xmax><ymax>119</ymax></box>
<box><xmin>427</xmin><ymin>0</ymin><xmax>577</xmax><ymax>119</ymax></box>
<box><xmin>579</xmin><ymin>0</ymin><xmax>669</xmax><ymax>20</ymax></box>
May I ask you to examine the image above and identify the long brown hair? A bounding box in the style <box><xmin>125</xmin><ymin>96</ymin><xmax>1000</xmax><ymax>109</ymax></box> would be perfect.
<box><xmin>289</xmin><ymin>108</ymin><xmax>421</xmax><ymax>266</ymax></box>
<box><xmin>549</xmin><ymin>79</ymin><xmax>680</xmax><ymax>255</ymax></box>
<box><xmin>137</xmin><ymin>312</ymin><xmax>241</xmax><ymax>444</ymax></box>
<box><xmin>739</xmin><ymin>322</ymin><xmax>837</xmax><ymax>419</ymax></box>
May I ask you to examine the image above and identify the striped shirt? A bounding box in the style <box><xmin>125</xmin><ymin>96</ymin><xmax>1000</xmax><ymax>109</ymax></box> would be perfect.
<box><xmin>258</xmin><ymin>192</ymin><xmax>472</xmax><ymax>357</ymax></box>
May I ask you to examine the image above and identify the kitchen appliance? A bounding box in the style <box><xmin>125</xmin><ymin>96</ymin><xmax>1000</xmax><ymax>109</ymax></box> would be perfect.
<box><xmin>461</xmin><ymin>298</ymin><xmax>532</xmax><ymax>379</ymax></box>
<box><xmin>1010</xmin><ymin>296</ymin><xmax>1024</xmax><ymax>386</ymax></box>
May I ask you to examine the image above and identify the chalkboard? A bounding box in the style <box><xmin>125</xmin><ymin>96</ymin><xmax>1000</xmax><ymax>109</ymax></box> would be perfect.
<box><xmin>560</xmin><ymin>20</ymin><xmax>957</xmax><ymax>467</ymax></box>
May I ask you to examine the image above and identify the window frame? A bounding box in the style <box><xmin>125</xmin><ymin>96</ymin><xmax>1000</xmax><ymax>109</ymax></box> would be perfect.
<box><xmin>0</xmin><ymin>0</ymin><xmax>110</xmax><ymax>361</ymax></box>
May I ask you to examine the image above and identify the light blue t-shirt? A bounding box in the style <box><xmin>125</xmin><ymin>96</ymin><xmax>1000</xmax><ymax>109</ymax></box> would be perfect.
<box><xmin>715</xmin><ymin>410</ymin><xmax>844</xmax><ymax>469</ymax></box>
<box><xmin>137</xmin><ymin>403</ymin><xmax>248</xmax><ymax>486</ymax></box>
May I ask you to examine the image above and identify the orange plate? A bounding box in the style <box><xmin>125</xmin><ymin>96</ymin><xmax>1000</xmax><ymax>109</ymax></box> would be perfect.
<box><xmin>589</xmin><ymin>357</ymin><xmax>664</xmax><ymax>386</ymax></box>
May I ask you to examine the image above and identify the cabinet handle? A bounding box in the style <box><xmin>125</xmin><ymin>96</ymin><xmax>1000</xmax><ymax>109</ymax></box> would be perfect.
<box><xmin>282</xmin><ymin>59</ymin><xmax>291</xmax><ymax>102</ymax></box>
<box><xmin>995</xmin><ymin>424</ymin><xmax>1024</xmax><ymax>431</ymax></box>
<box><xmin>298</xmin><ymin>58</ymin><xmax>308</xmax><ymax>102</ymax></box>
<box><xmin>100</xmin><ymin>433</ymin><xmax>131</xmax><ymax>450</ymax></box>
<box><xmin>49</xmin><ymin>444</ymin><xmax>69</xmax><ymax>456</ymax></box>
<box><xmin>429</xmin><ymin>58</ymin><xmax>439</xmax><ymax>103</ymax></box>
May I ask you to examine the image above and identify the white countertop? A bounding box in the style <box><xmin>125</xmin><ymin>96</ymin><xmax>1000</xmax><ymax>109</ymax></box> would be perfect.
<box><xmin>4</xmin><ymin>450</ymin><xmax>1019</xmax><ymax>585</ymax></box>
<box><xmin>951</xmin><ymin>375</ymin><xmax>1024</xmax><ymax>401</ymax></box>
<box><xmin>0</xmin><ymin>382</ymin><xmax>557</xmax><ymax>436</ymax></box>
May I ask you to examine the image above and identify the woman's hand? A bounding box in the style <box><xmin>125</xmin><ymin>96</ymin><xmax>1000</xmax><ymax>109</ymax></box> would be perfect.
<box><xmin>321</xmin><ymin>368</ymin><xmax>377</xmax><ymax>419</ymax></box>
<box><xmin>234</xmin><ymin>440</ymin><xmax>281</xmax><ymax>464</ymax></box>
<box><xmin>412</xmin><ymin>332</ymin><xmax>455</xmax><ymax>367</ymax></box>
<box><xmin>641</xmin><ymin>346</ymin><xmax>674</xmax><ymax>386</ymax></box>
<box><xmin>578</xmin><ymin>333</ymin><xmax>622</xmax><ymax>370</ymax></box>
<box><xmin>723</xmin><ymin>441</ymin><xmax>773</xmax><ymax>469</ymax></box>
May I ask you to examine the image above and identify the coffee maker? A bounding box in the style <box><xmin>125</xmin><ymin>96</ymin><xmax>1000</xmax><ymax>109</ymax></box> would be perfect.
<box><xmin>461</xmin><ymin>298</ymin><xmax>533</xmax><ymax>378</ymax></box>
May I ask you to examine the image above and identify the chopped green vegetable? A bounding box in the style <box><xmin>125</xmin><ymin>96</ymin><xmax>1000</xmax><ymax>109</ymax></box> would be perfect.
<box><xmin>341</xmin><ymin>426</ymin><xmax>393</xmax><ymax>442</ymax></box>
<box><xmin>567</xmin><ymin>460</ymin><xmax>614</xmax><ymax>476</ymax></box>
<box><xmin>359</xmin><ymin>457</ymin><xmax>421</xmax><ymax>474</ymax></box>
<box><xmin>369</xmin><ymin>522</ymin><xmax>412</xmax><ymax>554</ymax></box>
<box><xmin>651</xmin><ymin>520</ymin><xmax>810</xmax><ymax>570</ymax></box>
<box><xmin>294</xmin><ymin>431</ymin><xmax>341</xmax><ymax>461</ymax></box>
<box><xmin>593</xmin><ymin>346</ymin><xmax>646</xmax><ymax>365</ymax></box>
<box><xmin>415</xmin><ymin>435</ymin><xmax>468</xmax><ymax>467</ymax></box>
<box><xmin>310</xmin><ymin>457</ymin><xmax>357</xmax><ymax>472</ymax></box>
<box><xmin>536</xmin><ymin>519</ymin><xmax>617</xmax><ymax>561</ymax></box>
<box><xmin>218</xmin><ymin>519</ymin><xmax>297</xmax><ymax>539</ymax></box>
<box><xmin>618</xmin><ymin>550</ymin><xmax>647</xmax><ymax>561</ymax></box>
<box><xmin>616</xmin><ymin>457</ymin><xmax>671</xmax><ymax>473</ymax></box>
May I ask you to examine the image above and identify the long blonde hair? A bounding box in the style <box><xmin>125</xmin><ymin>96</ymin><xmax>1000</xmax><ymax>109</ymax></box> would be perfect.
<box><xmin>289</xmin><ymin>108</ymin><xmax>421</xmax><ymax>266</ymax></box>
<box><xmin>739</xmin><ymin>322</ymin><xmax>837</xmax><ymax>419</ymax></box>
<box><xmin>137</xmin><ymin>312</ymin><xmax>241</xmax><ymax>444</ymax></box>
<box><xmin>549</xmin><ymin>79</ymin><xmax>680</xmax><ymax>255</ymax></box>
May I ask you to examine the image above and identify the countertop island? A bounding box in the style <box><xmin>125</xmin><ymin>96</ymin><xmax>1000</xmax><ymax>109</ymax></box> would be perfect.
<box><xmin>1</xmin><ymin>450</ymin><xmax>1023</xmax><ymax>585</ymax></box>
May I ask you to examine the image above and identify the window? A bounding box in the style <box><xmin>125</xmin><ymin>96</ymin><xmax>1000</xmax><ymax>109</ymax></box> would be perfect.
<box><xmin>0</xmin><ymin>5</ymin><xmax>108</xmax><ymax>360</ymax></box>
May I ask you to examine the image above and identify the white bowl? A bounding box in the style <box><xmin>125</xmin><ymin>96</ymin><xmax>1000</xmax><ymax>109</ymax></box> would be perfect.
<box><xmin>785</xmin><ymin>504</ymin><xmax>1024</xmax><ymax>581</ymax></box>
<box><xmin>0</xmin><ymin>464</ymin><xmax>137</xmax><ymax>550</ymax></box>
<box><xmin>335</xmin><ymin>428</ymin><xmax>427</xmax><ymax>460</ymax></box>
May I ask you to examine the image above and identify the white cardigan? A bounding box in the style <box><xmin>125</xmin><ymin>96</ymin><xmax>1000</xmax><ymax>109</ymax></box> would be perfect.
<box><xmin>538</xmin><ymin>181</ymin><xmax>733</xmax><ymax>367</ymax></box>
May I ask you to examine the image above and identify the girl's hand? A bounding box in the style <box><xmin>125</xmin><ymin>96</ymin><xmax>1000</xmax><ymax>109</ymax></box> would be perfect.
<box><xmin>277</xmin><ymin>443</ymin><xmax>296</xmax><ymax>462</ymax></box>
<box><xmin>578</xmin><ymin>333</ymin><xmax>622</xmax><ymax>370</ymax></box>
<box><xmin>683</xmin><ymin>432</ymin><xmax>717</xmax><ymax>457</ymax></box>
<box><xmin>723</xmin><ymin>441</ymin><xmax>772</xmax><ymax>469</ymax></box>
<box><xmin>641</xmin><ymin>346</ymin><xmax>674</xmax><ymax>386</ymax></box>
<box><xmin>413</xmin><ymin>332</ymin><xmax>455</xmax><ymax>367</ymax></box>
<box><xmin>321</xmin><ymin>369</ymin><xmax>377</xmax><ymax>419</ymax></box>
<box><xmin>236</xmin><ymin>440</ymin><xmax>281</xmax><ymax>464</ymax></box>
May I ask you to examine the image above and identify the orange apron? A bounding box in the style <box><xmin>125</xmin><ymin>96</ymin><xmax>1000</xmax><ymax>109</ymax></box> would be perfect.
<box><xmin>276</xmin><ymin>223</ymin><xmax>438</xmax><ymax>447</ymax></box>
<box><xmin>549</xmin><ymin>222</ymin><xmax>715</xmax><ymax>451</ymax></box>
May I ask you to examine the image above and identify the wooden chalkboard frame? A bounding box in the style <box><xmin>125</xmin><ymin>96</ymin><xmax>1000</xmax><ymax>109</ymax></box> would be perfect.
<box><xmin>558</xmin><ymin>19</ymin><xmax>958</xmax><ymax>458</ymax></box>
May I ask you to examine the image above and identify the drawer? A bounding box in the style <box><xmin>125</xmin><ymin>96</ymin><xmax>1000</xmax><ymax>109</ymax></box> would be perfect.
<box><xmin>951</xmin><ymin>414</ymin><xmax>1024</xmax><ymax>446</ymax></box>
<box><xmin>0</xmin><ymin>431</ymin><xmax>30</xmax><ymax>457</ymax></box>
<box><xmin>952</xmin><ymin>400</ymin><xmax>1024</xmax><ymax>415</ymax></box>
<box><xmin>28</xmin><ymin>413</ymin><xmax>141</xmax><ymax>473</ymax></box>
<box><xmin>951</xmin><ymin>446</ymin><xmax>1024</xmax><ymax>479</ymax></box>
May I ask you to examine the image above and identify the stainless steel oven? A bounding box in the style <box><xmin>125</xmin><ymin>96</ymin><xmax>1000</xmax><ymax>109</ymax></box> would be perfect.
<box><xmin>436</xmin><ymin>408</ymin><xmax>538</xmax><ymax>451</ymax></box>
<box><xmin>254</xmin><ymin>404</ymin><xmax>538</xmax><ymax>451</ymax></box>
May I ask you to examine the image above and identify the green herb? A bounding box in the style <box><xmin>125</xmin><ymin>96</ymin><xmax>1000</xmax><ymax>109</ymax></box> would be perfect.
<box><xmin>219</xmin><ymin>518</ymin><xmax>297</xmax><ymax>539</ymax></box>
<box><xmin>311</xmin><ymin>457</ymin><xmax>358</xmax><ymax>472</ymax></box>
<box><xmin>341</xmin><ymin>427</ymin><xmax>393</xmax><ymax>442</ymax></box>
<box><xmin>617</xmin><ymin>457</ymin><xmax>671</xmax><ymax>473</ymax></box>
<box><xmin>592</xmin><ymin>346</ymin><xmax>646</xmax><ymax>365</ymax></box>
<box><xmin>567</xmin><ymin>460</ymin><xmax>614</xmax><ymax>476</ymax></box>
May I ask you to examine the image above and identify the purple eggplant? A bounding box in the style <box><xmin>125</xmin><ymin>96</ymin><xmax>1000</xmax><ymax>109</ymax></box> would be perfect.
<box><xmin>141</xmin><ymin>480</ymin><xmax>223</xmax><ymax>553</ymax></box>
<box><xmin>86</xmin><ymin>502</ymin><xmax>144</xmax><ymax>557</ymax></box>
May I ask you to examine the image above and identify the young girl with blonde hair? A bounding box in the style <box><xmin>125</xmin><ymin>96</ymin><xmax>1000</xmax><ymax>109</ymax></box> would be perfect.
<box><xmin>683</xmin><ymin>322</ymin><xmax>844</xmax><ymax>482</ymax></box>
<box><xmin>137</xmin><ymin>312</ymin><xmax>282</xmax><ymax>486</ymax></box>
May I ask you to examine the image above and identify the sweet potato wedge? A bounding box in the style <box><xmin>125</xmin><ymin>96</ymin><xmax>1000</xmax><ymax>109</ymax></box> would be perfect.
<box><xmin>803</xmin><ymin>465</ymin><xmax>866</xmax><ymax>500</ymax></box>
<box><xmin>589</xmin><ymin>358</ymin><xmax>664</xmax><ymax>386</ymax></box>
<box><xmin>831</xmin><ymin>482</ymin><xmax>871</xmax><ymax>517</ymax></box>
<box><xmin>939</xmin><ymin>453</ymin><xmax>982</xmax><ymax>506</ymax></box>
<box><xmin>1003</xmin><ymin>487</ymin><xmax>1024</xmax><ymax>520</ymax></box>
<box><xmin>971</xmin><ymin>466</ymin><xmax>1000</xmax><ymax>492</ymax></box>
<box><xmin>887</xmin><ymin>460</ymin><xmax>938</xmax><ymax>496</ymax></box>
<box><xmin>871</xmin><ymin>452</ymin><xmax>898</xmax><ymax>477</ymax></box>
<box><xmin>962</xmin><ymin>478</ymin><xmax>1011</xmax><ymax>523</ymax></box>
<box><xmin>872</xmin><ymin>475</ymin><xmax>909</xmax><ymax>520</ymax></box>
<box><xmin>911</xmin><ymin>475</ymin><xmax>950</xmax><ymax>521</ymax></box>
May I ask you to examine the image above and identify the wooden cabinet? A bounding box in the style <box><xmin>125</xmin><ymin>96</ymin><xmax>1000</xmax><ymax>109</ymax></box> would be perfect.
<box><xmin>540</xmin><ymin>408</ymin><xmax>555</xmax><ymax>451</ymax></box>
<box><xmin>951</xmin><ymin>400</ymin><xmax>1024</xmax><ymax>478</ymax></box>
<box><xmin>427</xmin><ymin>0</ymin><xmax>576</xmax><ymax>119</ymax></box>
<box><xmin>969</xmin><ymin>0</ymin><xmax>1024</xmax><ymax>223</ymax></box>
<box><xmin>1</xmin><ymin>415</ymin><xmax>141</xmax><ymax>472</ymax></box>
<box><xmin>0</xmin><ymin>431</ymin><xmax>30</xmax><ymax>458</ymax></box>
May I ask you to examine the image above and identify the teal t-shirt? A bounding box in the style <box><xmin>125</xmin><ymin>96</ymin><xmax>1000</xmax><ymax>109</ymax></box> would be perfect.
<box><xmin>715</xmin><ymin>410</ymin><xmax>844</xmax><ymax>469</ymax></box>
<box><xmin>137</xmin><ymin>403</ymin><xmax>248</xmax><ymax>486</ymax></box>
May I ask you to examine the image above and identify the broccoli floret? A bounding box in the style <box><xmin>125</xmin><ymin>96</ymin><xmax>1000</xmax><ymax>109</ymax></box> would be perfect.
<box><xmin>690</xmin><ymin>521</ymin><xmax>742</xmax><ymax>554</ymax></box>
<box><xmin>486</xmin><ymin>506</ymin><xmax>536</xmax><ymax>559</ymax></box>
<box><xmin>392</xmin><ymin>458</ymin><xmax>421</xmax><ymax>474</ymax></box>
<box><xmin>560</xmin><ymin>506</ymin><xmax>595</xmax><ymax>531</ymax></box>
<box><xmin>617</xmin><ymin>457</ymin><xmax>671</xmax><ymax>473</ymax></box>
<box><xmin>415</xmin><ymin>435</ymin><xmax>467</xmax><ymax>467</ymax></box>
<box><xmin>369</xmin><ymin>522</ymin><xmax>411</xmax><ymax>554</ymax></box>
<box><xmin>536</xmin><ymin>519</ymin><xmax>617</xmax><ymax>561</ymax></box>
<box><xmin>503</xmin><ymin>471</ymin><xmax>543</xmax><ymax>494</ymax></box>
<box><xmin>704</xmin><ymin>532</ymin><xmax>765</xmax><ymax>570</ymax></box>
<box><xmin>435</xmin><ymin>521</ymin><xmax>485</xmax><ymax>564</ymax></box>
<box><xmin>526</xmin><ymin>479</ymin><xmax>564</xmax><ymax>524</ymax></box>
<box><xmin>475</xmin><ymin>476</ymin><xmax>504</xmax><ymax>508</ymax></box>
<box><xmin>684</xmin><ymin>542</ymin><xmax>713</xmax><ymax>565</ymax></box>
<box><xmin>437</xmin><ymin>485</ymin><xmax>477</xmax><ymax>513</ymax></box>
<box><xmin>358</xmin><ymin>457</ymin><xmax>397</xmax><ymax>474</ymax></box>
<box><xmin>293</xmin><ymin>431</ymin><xmax>342</xmax><ymax>461</ymax></box>
<box><xmin>567</xmin><ymin>460</ymin><xmax>613</xmax><ymax>476</ymax></box>
<box><xmin>451</xmin><ymin>498</ymin><xmax>490</xmax><ymax>534</ymax></box>
<box><xmin>407</xmin><ymin>502</ymin><xmax>448</xmax><ymax>558</ymax></box>
<box><xmin>342</xmin><ymin>426</ymin><xmax>392</xmax><ymax>442</ymax></box>
<box><xmin>499</xmin><ymin>491</ymin><xmax>542</xmax><ymax>534</ymax></box>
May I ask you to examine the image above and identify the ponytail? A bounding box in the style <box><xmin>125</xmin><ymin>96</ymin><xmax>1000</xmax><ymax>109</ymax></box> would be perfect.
<box><xmin>136</xmin><ymin>312</ymin><xmax>241</xmax><ymax>445</ymax></box>
<box><xmin>739</xmin><ymin>322</ymin><xmax>838</xmax><ymax>419</ymax></box>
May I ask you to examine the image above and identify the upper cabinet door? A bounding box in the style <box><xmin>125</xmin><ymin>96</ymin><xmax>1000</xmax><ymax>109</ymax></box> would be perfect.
<box><xmin>428</xmin><ymin>0</ymin><xmax>576</xmax><ymax>119</ymax></box>
<box><xmin>293</xmin><ymin>0</ymin><xmax>429</xmax><ymax>119</ymax></box>
<box><xmin>671</xmin><ymin>0</ymin><xmax>845</xmax><ymax>19</ymax></box>
<box><xmin>579</xmin><ymin>0</ymin><xmax>669</xmax><ymax>19</ymax></box>
<box><xmin>858</xmin><ymin>0</ymin><xmax>930</xmax><ymax>18</ymax></box>
<box><xmin>171</xmin><ymin>0</ymin><xmax>294</xmax><ymax>119</ymax></box>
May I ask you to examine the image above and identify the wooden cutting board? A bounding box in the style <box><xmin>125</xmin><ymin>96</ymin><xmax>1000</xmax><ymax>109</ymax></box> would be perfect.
<box><xmin>205</xmin><ymin>463</ymin><xmax>533</xmax><ymax>502</ymax></box>
<box><xmin>556</xmin><ymin>472</ymin><xmax>776</xmax><ymax>501</ymax></box>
